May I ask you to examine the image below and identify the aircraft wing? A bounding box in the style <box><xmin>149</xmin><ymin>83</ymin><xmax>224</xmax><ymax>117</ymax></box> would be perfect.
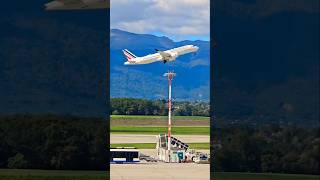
<box><xmin>156</xmin><ymin>49</ymin><xmax>172</xmax><ymax>59</ymax></box>
<box><xmin>45</xmin><ymin>0</ymin><xmax>109</xmax><ymax>10</ymax></box>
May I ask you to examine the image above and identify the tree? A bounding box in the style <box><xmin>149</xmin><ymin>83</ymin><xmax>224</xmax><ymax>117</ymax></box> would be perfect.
<box><xmin>7</xmin><ymin>153</ymin><xmax>28</xmax><ymax>169</ymax></box>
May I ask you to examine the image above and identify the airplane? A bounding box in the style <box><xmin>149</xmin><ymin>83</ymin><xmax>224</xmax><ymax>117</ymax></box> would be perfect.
<box><xmin>45</xmin><ymin>0</ymin><xmax>109</xmax><ymax>10</ymax></box>
<box><xmin>123</xmin><ymin>45</ymin><xmax>199</xmax><ymax>65</ymax></box>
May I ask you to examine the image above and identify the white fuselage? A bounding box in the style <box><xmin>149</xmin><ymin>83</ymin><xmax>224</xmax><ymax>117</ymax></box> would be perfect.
<box><xmin>124</xmin><ymin>45</ymin><xmax>199</xmax><ymax>65</ymax></box>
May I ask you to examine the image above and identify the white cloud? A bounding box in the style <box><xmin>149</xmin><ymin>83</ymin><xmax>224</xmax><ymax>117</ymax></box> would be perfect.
<box><xmin>111</xmin><ymin>0</ymin><xmax>210</xmax><ymax>41</ymax></box>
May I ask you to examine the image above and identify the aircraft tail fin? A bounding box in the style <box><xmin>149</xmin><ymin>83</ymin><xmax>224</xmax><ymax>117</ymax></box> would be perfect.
<box><xmin>123</xmin><ymin>49</ymin><xmax>137</xmax><ymax>61</ymax></box>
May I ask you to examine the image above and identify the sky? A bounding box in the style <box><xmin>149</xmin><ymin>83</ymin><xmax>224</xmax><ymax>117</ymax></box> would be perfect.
<box><xmin>110</xmin><ymin>0</ymin><xmax>210</xmax><ymax>41</ymax></box>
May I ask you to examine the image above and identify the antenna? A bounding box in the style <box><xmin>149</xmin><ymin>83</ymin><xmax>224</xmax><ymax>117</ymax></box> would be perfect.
<box><xmin>163</xmin><ymin>71</ymin><xmax>176</xmax><ymax>162</ymax></box>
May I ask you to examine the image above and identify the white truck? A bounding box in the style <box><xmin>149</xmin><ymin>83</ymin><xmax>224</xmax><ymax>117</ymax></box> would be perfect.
<box><xmin>186</xmin><ymin>149</ymin><xmax>210</xmax><ymax>164</ymax></box>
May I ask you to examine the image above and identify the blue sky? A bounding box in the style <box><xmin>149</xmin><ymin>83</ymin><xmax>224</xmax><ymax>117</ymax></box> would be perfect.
<box><xmin>110</xmin><ymin>0</ymin><xmax>210</xmax><ymax>41</ymax></box>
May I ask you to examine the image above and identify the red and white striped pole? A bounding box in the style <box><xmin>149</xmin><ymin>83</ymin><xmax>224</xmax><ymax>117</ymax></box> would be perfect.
<box><xmin>164</xmin><ymin>72</ymin><xmax>176</xmax><ymax>162</ymax></box>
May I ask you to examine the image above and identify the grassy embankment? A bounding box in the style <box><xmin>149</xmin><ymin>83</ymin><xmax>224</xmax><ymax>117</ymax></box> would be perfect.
<box><xmin>111</xmin><ymin>115</ymin><xmax>209</xmax><ymax>120</ymax></box>
<box><xmin>111</xmin><ymin>115</ymin><xmax>210</xmax><ymax>149</ymax></box>
<box><xmin>111</xmin><ymin>126</ymin><xmax>209</xmax><ymax>135</ymax></box>
<box><xmin>111</xmin><ymin>115</ymin><xmax>210</xmax><ymax>127</ymax></box>
<box><xmin>0</xmin><ymin>169</ymin><xmax>108</xmax><ymax>180</ymax></box>
<box><xmin>0</xmin><ymin>170</ymin><xmax>318</xmax><ymax>180</ymax></box>
<box><xmin>212</xmin><ymin>172</ymin><xmax>319</xmax><ymax>180</ymax></box>
<box><xmin>111</xmin><ymin>115</ymin><xmax>209</xmax><ymax>135</ymax></box>
<box><xmin>110</xmin><ymin>143</ymin><xmax>209</xmax><ymax>149</ymax></box>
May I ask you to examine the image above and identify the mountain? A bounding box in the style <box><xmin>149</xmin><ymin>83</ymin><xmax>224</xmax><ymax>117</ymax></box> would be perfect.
<box><xmin>110</xmin><ymin>29</ymin><xmax>210</xmax><ymax>101</ymax></box>
<box><xmin>0</xmin><ymin>3</ymin><xmax>108</xmax><ymax>116</ymax></box>
<box><xmin>0</xmin><ymin>0</ymin><xmax>318</xmax><ymax>124</ymax></box>
<box><xmin>212</xmin><ymin>5</ymin><xmax>319</xmax><ymax>126</ymax></box>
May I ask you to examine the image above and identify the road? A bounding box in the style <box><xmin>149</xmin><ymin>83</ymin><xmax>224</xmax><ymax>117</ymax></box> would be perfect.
<box><xmin>139</xmin><ymin>149</ymin><xmax>210</xmax><ymax>159</ymax></box>
<box><xmin>110</xmin><ymin>163</ymin><xmax>210</xmax><ymax>180</ymax></box>
<box><xmin>111</xmin><ymin>134</ymin><xmax>209</xmax><ymax>144</ymax></box>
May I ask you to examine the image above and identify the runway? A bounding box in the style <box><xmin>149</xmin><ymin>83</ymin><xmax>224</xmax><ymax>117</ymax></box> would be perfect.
<box><xmin>110</xmin><ymin>134</ymin><xmax>210</xmax><ymax>180</ymax></box>
<box><xmin>139</xmin><ymin>149</ymin><xmax>210</xmax><ymax>158</ymax></box>
<box><xmin>110</xmin><ymin>163</ymin><xmax>210</xmax><ymax>180</ymax></box>
<box><xmin>111</xmin><ymin>134</ymin><xmax>209</xmax><ymax>144</ymax></box>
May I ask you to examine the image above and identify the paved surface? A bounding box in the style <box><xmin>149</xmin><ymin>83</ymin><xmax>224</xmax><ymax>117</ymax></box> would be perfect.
<box><xmin>140</xmin><ymin>149</ymin><xmax>210</xmax><ymax>159</ymax></box>
<box><xmin>110</xmin><ymin>134</ymin><xmax>210</xmax><ymax>180</ymax></box>
<box><xmin>111</xmin><ymin>134</ymin><xmax>209</xmax><ymax>144</ymax></box>
<box><xmin>110</xmin><ymin>163</ymin><xmax>210</xmax><ymax>180</ymax></box>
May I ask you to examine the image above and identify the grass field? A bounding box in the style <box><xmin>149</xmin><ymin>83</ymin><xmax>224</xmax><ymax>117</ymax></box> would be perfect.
<box><xmin>111</xmin><ymin>126</ymin><xmax>210</xmax><ymax>135</ymax></box>
<box><xmin>111</xmin><ymin>115</ymin><xmax>209</xmax><ymax>121</ymax></box>
<box><xmin>110</xmin><ymin>143</ymin><xmax>210</xmax><ymax>149</ymax></box>
<box><xmin>0</xmin><ymin>169</ymin><xmax>108</xmax><ymax>180</ymax></box>
<box><xmin>0</xmin><ymin>170</ymin><xmax>318</xmax><ymax>180</ymax></box>
<box><xmin>111</xmin><ymin>115</ymin><xmax>210</xmax><ymax>126</ymax></box>
<box><xmin>212</xmin><ymin>172</ymin><xmax>319</xmax><ymax>180</ymax></box>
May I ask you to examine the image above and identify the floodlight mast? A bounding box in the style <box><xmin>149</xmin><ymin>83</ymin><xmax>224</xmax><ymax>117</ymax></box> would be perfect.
<box><xmin>163</xmin><ymin>71</ymin><xmax>176</xmax><ymax>162</ymax></box>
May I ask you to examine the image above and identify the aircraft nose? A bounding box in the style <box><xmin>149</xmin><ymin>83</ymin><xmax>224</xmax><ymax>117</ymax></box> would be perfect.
<box><xmin>194</xmin><ymin>46</ymin><xmax>199</xmax><ymax>52</ymax></box>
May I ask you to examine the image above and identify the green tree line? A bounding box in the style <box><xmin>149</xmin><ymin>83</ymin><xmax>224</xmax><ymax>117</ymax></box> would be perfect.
<box><xmin>0</xmin><ymin>115</ymin><xmax>108</xmax><ymax>170</ymax></box>
<box><xmin>212</xmin><ymin>125</ymin><xmax>319</xmax><ymax>175</ymax></box>
<box><xmin>111</xmin><ymin>98</ymin><xmax>210</xmax><ymax>116</ymax></box>
<box><xmin>0</xmin><ymin>114</ymin><xmax>318</xmax><ymax>174</ymax></box>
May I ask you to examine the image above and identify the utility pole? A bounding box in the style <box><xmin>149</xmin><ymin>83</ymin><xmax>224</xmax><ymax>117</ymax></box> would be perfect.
<box><xmin>163</xmin><ymin>71</ymin><xmax>176</xmax><ymax>162</ymax></box>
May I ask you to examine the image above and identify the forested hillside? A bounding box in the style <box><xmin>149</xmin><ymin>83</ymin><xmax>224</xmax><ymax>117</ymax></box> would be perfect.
<box><xmin>0</xmin><ymin>115</ymin><xmax>108</xmax><ymax>170</ymax></box>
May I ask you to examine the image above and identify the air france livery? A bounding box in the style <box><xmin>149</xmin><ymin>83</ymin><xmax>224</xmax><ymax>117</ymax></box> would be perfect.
<box><xmin>123</xmin><ymin>45</ymin><xmax>199</xmax><ymax>65</ymax></box>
